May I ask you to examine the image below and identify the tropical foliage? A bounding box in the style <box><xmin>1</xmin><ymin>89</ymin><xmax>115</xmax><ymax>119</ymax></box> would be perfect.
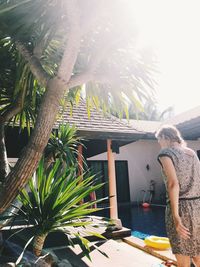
<box><xmin>45</xmin><ymin>123</ymin><xmax>83</xmax><ymax>168</ymax></box>
<box><xmin>0</xmin><ymin>0</ymin><xmax>155</xmax><ymax>215</ymax></box>
<box><xmin>0</xmin><ymin>123</ymin><xmax>106</xmax><ymax>263</ymax></box>
<box><xmin>0</xmin><ymin>37</ymin><xmax>42</xmax><ymax>131</ymax></box>
<box><xmin>126</xmin><ymin>98</ymin><xmax>174</xmax><ymax>121</ymax></box>
<box><xmin>9</xmin><ymin>159</ymin><xmax>107</xmax><ymax>258</ymax></box>
<box><xmin>0</xmin><ymin>36</ymin><xmax>41</xmax><ymax>181</ymax></box>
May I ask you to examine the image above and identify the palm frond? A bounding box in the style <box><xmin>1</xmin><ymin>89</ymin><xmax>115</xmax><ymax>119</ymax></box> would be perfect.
<box><xmin>45</xmin><ymin>123</ymin><xmax>84</xmax><ymax>167</ymax></box>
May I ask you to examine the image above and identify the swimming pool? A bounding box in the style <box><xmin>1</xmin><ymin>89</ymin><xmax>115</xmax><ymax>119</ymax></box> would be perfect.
<box><xmin>118</xmin><ymin>205</ymin><xmax>167</xmax><ymax>237</ymax></box>
<box><xmin>97</xmin><ymin>203</ymin><xmax>167</xmax><ymax>237</ymax></box>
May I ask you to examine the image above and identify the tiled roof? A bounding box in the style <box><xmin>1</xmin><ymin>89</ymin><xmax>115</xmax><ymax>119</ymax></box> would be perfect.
<box><xmin>167</xmin><ymin>106</ymin><xmax>200</xmax><ymax>140</ymax></box>
<box><xmin>166</xmin><ymin>105</ymin><xmax>200</xmax><ymax>126</ymax></box>
<box><xmin>55</xmin><ymin>100</ymin><xmax>146</xmax><ymax>140</ymax></box>
<box><xmin>55</xmin><ymin>100</ymin><xmax>200</xmax><ymax>140</ymax></box>
<box><xmin>125</xmin><ymin>106</ymin><xmax>200</xmax><ymax>139</ymax></box>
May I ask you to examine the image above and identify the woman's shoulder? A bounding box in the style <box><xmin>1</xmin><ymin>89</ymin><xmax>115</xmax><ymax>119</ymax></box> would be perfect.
<box><xmin>158</xmin><ymin>147</ymin><xmax>174</xmax><ymax>156</ymax></box>
<box><xmin>157</xmin><ymin>148</ymin><xmax>175</xmax><ymax>160</ymax></box>
<box><xmin>157</xmin><ymin>148</ymin><xmax>175</xmax><ymax>166</ymax></box>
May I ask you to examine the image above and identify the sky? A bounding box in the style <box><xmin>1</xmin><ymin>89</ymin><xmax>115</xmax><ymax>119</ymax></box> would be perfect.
<box><xmin>131</xmin><ymin>0</ymin><xmax>200</xmax><ymax>115</ymax></box>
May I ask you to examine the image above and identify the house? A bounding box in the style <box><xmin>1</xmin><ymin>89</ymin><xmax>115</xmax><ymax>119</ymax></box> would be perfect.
<box><xmin>88</xmin><ymin>105</ymin><xmax>200</xmax><ymax>205</ymax></box>
<box><xmin>6</xmin><ymin>102</ymin><xmax>200</xmax><ymax>222</ymax></box>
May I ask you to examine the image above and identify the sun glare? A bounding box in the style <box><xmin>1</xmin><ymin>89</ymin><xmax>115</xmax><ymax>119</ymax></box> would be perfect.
<box><xmin>128</xmin><ymin>0</ymin><xmax>200</xmax><ymax>115</ymax></box>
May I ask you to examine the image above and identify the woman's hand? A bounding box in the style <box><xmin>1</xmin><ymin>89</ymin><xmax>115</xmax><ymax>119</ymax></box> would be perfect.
<box><xmin>174</xmin><ymin>216</ymin><xmax>191</xmax><ymax>239</ymax></box>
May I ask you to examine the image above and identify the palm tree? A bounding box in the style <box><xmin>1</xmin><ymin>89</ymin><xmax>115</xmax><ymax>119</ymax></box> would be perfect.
<box><xmin>127</xmin><ymin>98</ymin><xmax>174</xmax><ymax>121</ymax></box>
<box><xmin>0</xmin><ymin>0</ymin><xmax>155</xmax><ymax>214</ymax></box>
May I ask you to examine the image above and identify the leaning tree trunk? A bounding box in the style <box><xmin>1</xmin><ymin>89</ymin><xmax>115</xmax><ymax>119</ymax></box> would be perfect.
<box><xmin>0</xmin><ymin>99</ymin><xmax>25</xmax><ymax>228</ymax></box>
<box><xmin>33</xmin><ymin>233</ymin><xmax>48</xmax><ymax>257</ymax></box>
<box><xmin>0</xmin><ymin>1</ymin><xmax>80</xmax><ymax>214</ymax></box>
<box><xmin>0</xmin><ymin>78</ymin><xmax>67</xmax><ymax>212</ymax></box>
<box><xmin>0</xmin><ymin>78</ymin><xmax>75</xmax><ymax>225</ymax></box>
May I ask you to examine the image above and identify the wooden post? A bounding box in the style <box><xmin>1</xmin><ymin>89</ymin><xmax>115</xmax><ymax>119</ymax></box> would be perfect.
<box><xmin>78</xmin><ymin>144</ymin><xmax>84</xmax><ymax>204</ymax></box>
<box><xmin>78</xmin><ymin>144</ymin><xmax>83</xmax><ymax>178</ymax></box>
<box><xmin>107</xmin><ymin>139</ymin><xmax>118</xmax><ymax>219</ymax></box>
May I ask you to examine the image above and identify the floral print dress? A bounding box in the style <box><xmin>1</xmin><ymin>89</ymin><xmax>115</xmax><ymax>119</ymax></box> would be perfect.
<box><xmin>158</xmin><ymin>147</ymin><xmax>200</xmax><ymax>256</ymax></box>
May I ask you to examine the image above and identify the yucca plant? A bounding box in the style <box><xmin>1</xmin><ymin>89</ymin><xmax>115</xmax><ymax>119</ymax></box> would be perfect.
<box><xmin>45</xmin><ymin>123</ymin><xmax>84</xmax><ymax>169</ymax></box>
<box><xmin>12</xmin><ymin>159</ymin><xmax>107</xmax><ymax>257</ymax></box>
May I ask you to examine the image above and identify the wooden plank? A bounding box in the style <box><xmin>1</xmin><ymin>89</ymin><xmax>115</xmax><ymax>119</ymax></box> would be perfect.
<box><xmin>123</xmin><ymin>236</ymin><xmax>177</xmax><ymax>266</ymax></box>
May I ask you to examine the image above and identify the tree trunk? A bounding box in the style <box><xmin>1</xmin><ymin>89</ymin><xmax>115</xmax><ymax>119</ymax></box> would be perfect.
<box><xmin>0</xmin><ymin>124</ymin><xmax>10</xmax><ymax>182</ymax></box>
<box><xmin>0</xmin><ymin>0</ymin><xmax>80</xmax><ymax>214</ymax></box>
<box><xmin>0</xmin><ymin>123</ymin><xmax>23</xmax><ymax>230</ymax></box>
<box><xmin>33</xmin><ymin>233</ymin><xmax>48</xmax><ymax>257</ymax></box>
<box><xmin>0</xmin><ymin>78</ymin><xmax>66</xmax><ymax>212</ymax></box>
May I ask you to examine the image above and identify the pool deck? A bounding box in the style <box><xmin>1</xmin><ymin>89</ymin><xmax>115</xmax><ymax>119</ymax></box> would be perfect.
<box><xmin>123</xmin><ymin>236</ymin><xmax>177</xmax><ymax>266</ymax></box>
<box><xmin>48</xmin><ymin>216</ymin><xmax>177</xmax><ymax>267</ymax></box>
<box><xmin>2</xmin><ymin>216</ymin><xmax>177</xmax><ymax>266</ymax></box>
<box><xmin>49</xmin><ymin>218</ymin><xmax>177</xmax><ymax>266</ymax></box>
<box><xmin>51</xmin><ymin>238</ymin><xmax>177</xmax><ymax>267</ymax></box>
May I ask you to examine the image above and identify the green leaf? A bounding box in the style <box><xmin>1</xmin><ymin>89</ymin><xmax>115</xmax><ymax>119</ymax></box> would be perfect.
<box><xmin>86</xmin><ymin>231</ymin><xmax>106</xmax><ymax>240</ymax></box>
<box><xmin>15</xmin><ymin>236</ymin><xmax>34</xmax><ymax>265</ymax></box>
<box><xmin>0</xmin><ymin>0</ymin><xmax>32</xmax><ymax>15</ymax></box>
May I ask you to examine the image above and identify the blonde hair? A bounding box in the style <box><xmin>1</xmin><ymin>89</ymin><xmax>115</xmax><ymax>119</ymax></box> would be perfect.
<box><xmin>155</xmin><ymin>124</ymin><xmax>186</xmax><ymax>146</ymax></box>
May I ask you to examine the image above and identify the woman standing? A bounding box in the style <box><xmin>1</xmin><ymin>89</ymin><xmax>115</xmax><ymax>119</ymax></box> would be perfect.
<box><xmin>155</xmin><ymin>125</ymin><xmax>200</xmax><ymax>267</ymax></box>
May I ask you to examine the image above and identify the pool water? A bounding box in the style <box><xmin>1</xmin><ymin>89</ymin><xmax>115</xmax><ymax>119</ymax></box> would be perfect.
<box><xmin>97</xmin><ymin>204</ymin><xmax>167</xmax><ymax>237</ymax></box>
<box><xmin>118</xmin><ymin>205</ymin><xmax>167</xmax><ymax>237</ymax></box>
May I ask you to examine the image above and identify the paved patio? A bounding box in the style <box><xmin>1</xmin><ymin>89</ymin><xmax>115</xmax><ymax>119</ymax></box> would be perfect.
<box><xmin>51</xmin><ymin>239</ymin><xmax>176</xmax><ymax>267</ymax></box>
<box><xmin>1</xmin><ymin>216</ymin><xmax>177</xmax><ymax>266</ymax></box>
<box><xmin>123</xmin><ymin>236</ymin><xmax>176</xmax><ymax>265</ymax></box>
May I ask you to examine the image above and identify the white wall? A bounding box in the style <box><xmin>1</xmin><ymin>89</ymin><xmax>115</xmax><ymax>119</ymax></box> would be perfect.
<box><xmin>88</xmin><ymin>140</ymin><xmax>200</xmax><ymax>203</ymax></box>
<box><xmin>8</xmin><ymin>158</ymin><xmax>18</xmax><ymax>167</ymax></box>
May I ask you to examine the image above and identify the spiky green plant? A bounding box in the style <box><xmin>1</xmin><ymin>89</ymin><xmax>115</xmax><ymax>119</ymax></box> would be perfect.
<box><xmin>12</xmin><ymin>159</ymin><xmax>107</xmax><ymax>257</ymax></box>
<box><xmin>45</xmin><ymin>123</ymin><xmax>83</xmax><ymax>169</ymax></box>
